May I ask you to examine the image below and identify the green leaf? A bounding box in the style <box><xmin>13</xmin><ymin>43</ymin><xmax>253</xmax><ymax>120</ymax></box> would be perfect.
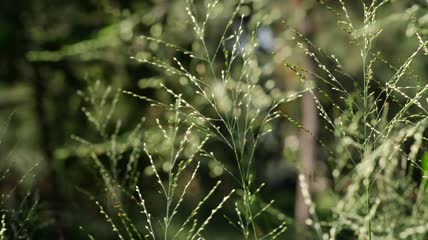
<box><xmin>421</xmin><ymin>152</ymin><xmax>428</xmax><ymax>190</ymax></box>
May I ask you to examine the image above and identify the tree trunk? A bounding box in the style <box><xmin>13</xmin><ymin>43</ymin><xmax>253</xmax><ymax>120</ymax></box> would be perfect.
<box><xmin>31</xmin><ymin>63</ymin><xmax>65</xmax><ymax>240</ymax></box>
<box><xmin>293</xmin><ymin>1</ymin><xmax>318</xmax><ymax>231</ymax></box>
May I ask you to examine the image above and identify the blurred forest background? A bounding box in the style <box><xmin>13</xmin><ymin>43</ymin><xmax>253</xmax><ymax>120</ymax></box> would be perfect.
<box><xmin>0</xmin><ymin>0</ymin><xmax>427</xmax><ymax>239</ymax></box>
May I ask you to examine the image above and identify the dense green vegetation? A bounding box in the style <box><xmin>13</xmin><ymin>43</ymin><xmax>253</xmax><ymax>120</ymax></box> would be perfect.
<box><xmin>1</xmin><ymin>0</ymin><xmax>427</xmax><ymax>239</ymax></box>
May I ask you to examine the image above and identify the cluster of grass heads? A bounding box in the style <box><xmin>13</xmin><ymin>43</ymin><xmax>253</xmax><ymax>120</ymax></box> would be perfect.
<box><xmin>75</xmin><ymin>81</ymin><xmax>236</xmax><ymax>239</ymax></box>
<box><xmin>0</xmin><ymin>165</ymin><xmax>43</xmax><ymax>240</ymax></box>
<box><xmin>0</xmin><ymin>118</ymin><xmax>47</xmax><ymax>239</ymax></box>
<box><xmin>68</xmin><ymin>0</ymin><xmax>428</xmax><ymax>239</ymax></box>
<box><xmin>283</xmin><ymin>0</ymin><xmax>428</xmax><ymax>239</ymax></box>
<box><xmin>76</xmin><ymin>0</ymin><xmax>296</xmax><ymax>239</ymax></box>
<box><xmin>126</xmin><ymin>9</ymin><xmax>290</xmax><ymax>240</ymax></box>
